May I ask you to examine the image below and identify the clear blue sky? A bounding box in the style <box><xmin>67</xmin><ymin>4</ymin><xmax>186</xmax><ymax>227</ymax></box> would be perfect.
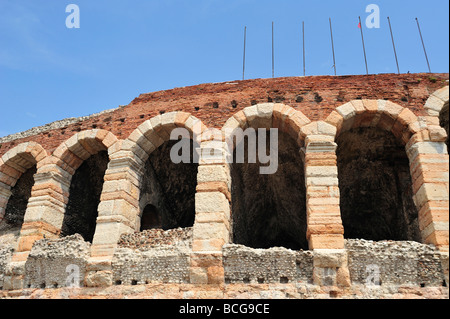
<box><xmin>0</xmin><ymin>0</ymin><xmax>448</xmax><ymax>137</ymax></box>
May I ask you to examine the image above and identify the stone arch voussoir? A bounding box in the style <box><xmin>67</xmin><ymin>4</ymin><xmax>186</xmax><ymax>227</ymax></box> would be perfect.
<box><xmin>327</xmin><ymin>99</ymin><xmax>422</xmax><ymax>145</ymax></box>
<box><xmin>222</xmin><ymin>103</ymin><xmax>311</xmax><ymax>149</ymax></box>
<box><xmin>424</xmin><ymin>86</ymin><xmax>449</xmax><ymax>117</ymax></box>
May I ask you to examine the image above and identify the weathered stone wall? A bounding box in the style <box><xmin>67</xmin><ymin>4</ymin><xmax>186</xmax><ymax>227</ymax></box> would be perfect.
<box><xmin>0</xmin><ymin>245</ymin><xmax>13</xmax><ymax>290</ymax></box>
<box><xmin>117</xmin><ymin>227</ymin><xmax>193</xmax><ymax>250</ymax></box>
<box><xmin>112</xmin><ymin>228</ymin><xmax>193</xmax><ymax>285</ymax></box>
<box><xmin>223</xmin><ymin>244</ymin><xmax>314</xmax><ymax>284</ymax></box>
<box><xmin>23</xmin><ymin>234</ymin><xmax>91</xmax><ymax>289</ymax></box>
<box><xmin>346</xmin><ymin>239</ymin><xmax>446</xmax><ymax>287</ymax></box>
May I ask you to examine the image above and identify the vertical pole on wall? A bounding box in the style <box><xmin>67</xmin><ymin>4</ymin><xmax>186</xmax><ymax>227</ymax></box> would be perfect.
<box><xmin>415</xmin><ymin>17</ymin><xmax>432</xmax><ymax>73</ymax></box>
<box><xmin>329</xmin><ymin>18</ymin><xmax>337</xmax><ymax>76</ymax></box>
<box><xmin>387</xmin><ymin>17</ymin><xmax>400</xmax><ymax>74</ymax></box>
<box><xmin>242</xmin><ymin>26</ymin><xmax>247</xmax><ymax>81</ymax></box>
<box><xmin>272</xmin><ymin>21</ymin><xmax>275</xmax><ymax>78</ymax></box>
<box><xmin>303</xmin><ymin>21</ymin><xmax>306</xmax><ymax>76</ymax></box>
<box><xmin>359</xmin><ymin>16</ymin><xmax>369</xmax><ymax>75</ymax></box>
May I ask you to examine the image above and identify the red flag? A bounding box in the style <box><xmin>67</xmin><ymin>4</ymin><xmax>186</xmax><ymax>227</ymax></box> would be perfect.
<box><xmin>358</xmin><ymin>22</ymin><xmax>361</xmax><ymax>28</ymax></box>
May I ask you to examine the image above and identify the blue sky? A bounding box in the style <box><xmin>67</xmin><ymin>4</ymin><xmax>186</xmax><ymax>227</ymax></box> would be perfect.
<box><xmin>0</xmin><ymin>0</ymin><xmax>448</xmax><ymax>137</ymax></box>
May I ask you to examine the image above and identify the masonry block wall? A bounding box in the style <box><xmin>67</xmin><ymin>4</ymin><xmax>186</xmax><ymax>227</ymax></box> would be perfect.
<box><xmin>0</xmin><ymin>73</ymin><xmax>448</xmax><ymax>298</ymax></box>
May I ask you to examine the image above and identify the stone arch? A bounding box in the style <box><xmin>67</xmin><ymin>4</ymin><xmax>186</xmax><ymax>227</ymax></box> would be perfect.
<box><xmin>325</xmin><ymin>99</ymin><xmax>423</xmax><ymax>145</ymax></box>
<box><xmin>15</xmin><ymin>130</ymin><xmax>118</xmax><ymax>253</ymax></box>
<box><xmin>222</xmin><ymin>103</ymin><xmax>311</xmax><ymax>250</ymax></box>
<box><xmin>93</xmin><ymin>112</ymin><xmax>205</xmax><ymax>255</ymax></box>
<box><xmin>222</xmin><ymin>103</ymin><xmax>311</xmax><ymax>149</ymax></box>
<box><xmin>327</xmin><ymin>100</ymin><xmax>448</xmax><ymax>248</ymax></box>
<box><xmin>0</xmin><ymin>142</ymin><xmax>47</xmax><ymax>233</ymax></box>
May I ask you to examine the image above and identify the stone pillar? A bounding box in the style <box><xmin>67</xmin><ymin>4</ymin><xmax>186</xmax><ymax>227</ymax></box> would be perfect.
<box><xmin>406</xmin><ymin>139</ymin><xmax>449</xmax><ymax>252</ymax></box>
<box><xmin>302</xmin><ymin>121</ymin><xmax>350</xmax><ymax>287</ymax></box>
<box><xmin>86</xmin><ymin>141</ymin><xmax>141</xmax><ymax>287</ymax></box>
<box><xmin>190</xmin><ymin>132</ymin><xmax>231</xmax><ymax>287</ymax></box>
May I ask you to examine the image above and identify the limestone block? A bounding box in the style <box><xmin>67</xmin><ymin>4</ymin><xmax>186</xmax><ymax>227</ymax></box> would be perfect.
<box><xmin>336</xmin><ymin>102</ymin><xmax>356</xmax><ymax>120</ymax></box>
<box><xmin>85</xmin><ymin>270</ymin><xmax>113</xmax><ymax>287</ymax></box>
<box><xmin>350</xmin><ymin>100</ymin><xmax>365</xmax><ymax>114</ymax></box>
<box><xmin>325</xmin><ymin>111</ymin><xmax>344</xmax><ymax>132</ymax></box>
<box><xmin>429</xmin><ymin>125</ymin><xmax>448</xmax><ymax>142</ymax></box>
<box><xmin>433</xmin><ymin>86</ymin><xmax>449</xmax><ymax>102</ymax></box>
<box><xmin>308</xmin><ymin>234</ymin><xmax>345</xmax><ymax>250</ymax></box>
<box><xmin>362</xmin><ymin>99</ymin><xmax>378</xmax><ymax>113</ymax></box>
<box><xmin>425</xmin><ymin>95</ymin><xmax>446</xmax><ymax>114</ymax></box>
<box><xmin>190</xmin><ymin>267</ymin><xmax>208</xmax><ymax>284</ymax></box>
<box><xmin>253</xmin><ymin>103</ymin><xmax>273</xmax><ymax>129</ymax></box>
<box><xmin>174</xmin><ymin>111</ymin><xmax>191</xmax><ymax>127</ymax></box>
<box><xmin>193</xmin><ymin>222</ymin><xmax>229</xmax><ymax>242</ymax></box>
<box><xmin>306</xmin><ymin>166</ymin><xmax>338</xmax><ymax>178</ymax></box>
<box><xmin>383</xmin><ymin>101</ymin><xmax>404</xmax><ymax>119</ymax></box>
<box><xmin>414</xmin><ymin>182</ymin><xmax>449</xmax><ymax>208</ymax></box>
<box><xmin>406</xmin><ymin>141</ymin><xmax>447</xmax><ymax>162</ymax></box>
<box><xmin>161</xmin><ymin>112</ymin><xmax>178</xmax><ymax>130</ymax></box>
<box><xmin>242</xmin><ymin>105</ymin><xmax>258</xmax><ymax>126</ymax></box>
<box><xmin>197</xmin><ymin>164</ymin><xmax>230</xmax><ymax>185</ymax></box>
<box><xmin>306</xmin><ymin>176</ymin><xmax>339</xmax><ymax>187</ymax></box>
<box><xmin>421</xmin><ymin>221</ymin><xmax>449</xmax><ymax>239</ymax></box>
<box><xmin>91</xmin><ymin>219</ymin><xmax>133</xmax><ymax>246</ymax></box>
<box><xmin>195</xmin><ymin>192</ymin><xmax>230</xmax><ymax>214</ymax></box>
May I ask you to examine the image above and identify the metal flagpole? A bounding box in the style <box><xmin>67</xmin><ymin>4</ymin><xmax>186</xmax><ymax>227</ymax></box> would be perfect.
<box><xmin>359</xmin><ymin>16</ymin><xmax>369</xmax><ymax>75</ymax></box>
<box><xmin>272</xmin><ymin>21</ymin><xmax>275</xmax><ymax>78</ymax></box>
<box><xmin>302</xmin><ymin>21</ymin><xmax>305</xmax><ymax>76</ymax></box>
<box><xmin>415</xmin><ymin>17</ymin><xmax>431</xmax><ymax>73</ymax></box>
<box><xmin>329</xmin><ymin>18</ymin><xmax>337</xmax><ymax>76</ymax></box>
<box><xmin>387</xmin><ymin>17</ymin><xmax>400</xmax><ymax>74</ymax></box>
<box><xmin>243</xmin><ymin>26</ymin><xmax>247</xmax><ymax>80</ymax></box>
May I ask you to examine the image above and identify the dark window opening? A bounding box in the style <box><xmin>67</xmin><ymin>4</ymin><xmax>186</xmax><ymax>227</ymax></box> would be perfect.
<box><xmin>61</xmin><ymin>151</ymin><xmax>109</xmax><ymax>243</ymax></box>
<box><xmin>337</xmin><ymin>127</ymin><xmax>421</xmax><ymax>242</ymax></box>
<box><xmin>139</xmin><ymin>139</ymin><xmax>198</xmax><ymax>230</ymax></box>
<box><xmin>231</xmin><ymin>131</ymin><xmax>308</xmax><ymax>250</ymax></box>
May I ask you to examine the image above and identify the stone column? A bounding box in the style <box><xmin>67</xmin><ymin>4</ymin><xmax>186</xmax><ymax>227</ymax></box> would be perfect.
<box><xmin>190</xmin><ymin>130</ymin><xmax>231</xmax><ymax>287</ymax></box>
<box><xmin>301</xmin><ymin>121</ymin><xmax>350</xmax><ymax>287</ymax></box>
<box><xmin>406</xmin><ymin>139</ymin><xmax>449</xmax><ymax>252</ymax></box>
<box><xmin>86</xmin><ymin>141</ymin><xmax>141</xmax><ymax>287</ymax></box>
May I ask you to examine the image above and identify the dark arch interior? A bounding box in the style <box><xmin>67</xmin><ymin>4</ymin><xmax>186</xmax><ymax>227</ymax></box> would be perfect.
<box><xmin>231</xmin><ymin>130</ymin><xmax>308</xmax><ymax>250</ymax></box>
<box><xmin>1</xmin><ymin>165</ymin><xmax>37</xmax><ymax>231</ymax></box>
<box><xmin>336</xmin><ymin>127</ymin><xmax>421</xmax><ymax>242</ymax></box>
<box><xmin>61</xmin><ymin>151</ymin><xmax>109</xmax><ymax>242</ymax></box>
<box><xmin>439</xmin><ymin>101</ymin><xmax>449</xmax><ymax>150</ymax></box>
<box><xmin>139</xmin><ymin>139</ymin><xmax>198</xmax><ymax>230</ymax></box>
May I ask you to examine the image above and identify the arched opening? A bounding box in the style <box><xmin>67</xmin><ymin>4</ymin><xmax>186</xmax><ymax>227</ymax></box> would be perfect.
<box><xmin>139</xmin><ymin>139</ymin><xmax>198</xmax><ymax>230</ymax></box>
<box><xmin>439</xmin><ymin>101</ymin><xmax>449</xmax><ymax>150</ymax></box>
<box><xmin>0</xmin><ymin>165</ymin><xmax>36</xmax><ymax>235</ymax></box>
<box><xmin>336</xmin><ymin>127</ymin><xmax>421</xmax><ymax>242</ymax></box>
<box><xmin>140</xmin><ymin>204</ymin><xmax>161</xmax><ymax>231</ymax></box>
<box><xmin>61</xmin><ymin>151</ymin><xmax>109</xmax><ymax>242</ymax></box>
<box><xmin>230</xmin><ymin>130</ymin><xmax>308</xmax><ymax>250</ymax></box>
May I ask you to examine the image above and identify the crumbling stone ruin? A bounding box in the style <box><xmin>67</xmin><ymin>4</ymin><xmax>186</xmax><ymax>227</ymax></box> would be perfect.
<box><xmin>0</xmin><ymin>73</ymin><xmax>448</xmax><ymax>299</ymax></box>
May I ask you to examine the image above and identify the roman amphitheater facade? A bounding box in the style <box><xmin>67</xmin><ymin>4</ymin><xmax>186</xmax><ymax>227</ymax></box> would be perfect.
<box><xmin>0</xmin><ymin>73</ymin><xmax>448</xmax><ymax>299</ymax></box>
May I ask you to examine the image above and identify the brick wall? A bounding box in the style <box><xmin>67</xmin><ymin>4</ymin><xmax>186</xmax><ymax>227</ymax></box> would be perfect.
<box><xmin>0</xmin><ymin>73</ymin><xmax>447</xmax><ymax>157</ymax></box>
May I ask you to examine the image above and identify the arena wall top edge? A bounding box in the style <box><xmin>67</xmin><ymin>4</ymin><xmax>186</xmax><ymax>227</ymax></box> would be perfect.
<box><xmin>0</xmin><ymin>72</ymin><xmax>448</xmax><ymax>157</ymax></box>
